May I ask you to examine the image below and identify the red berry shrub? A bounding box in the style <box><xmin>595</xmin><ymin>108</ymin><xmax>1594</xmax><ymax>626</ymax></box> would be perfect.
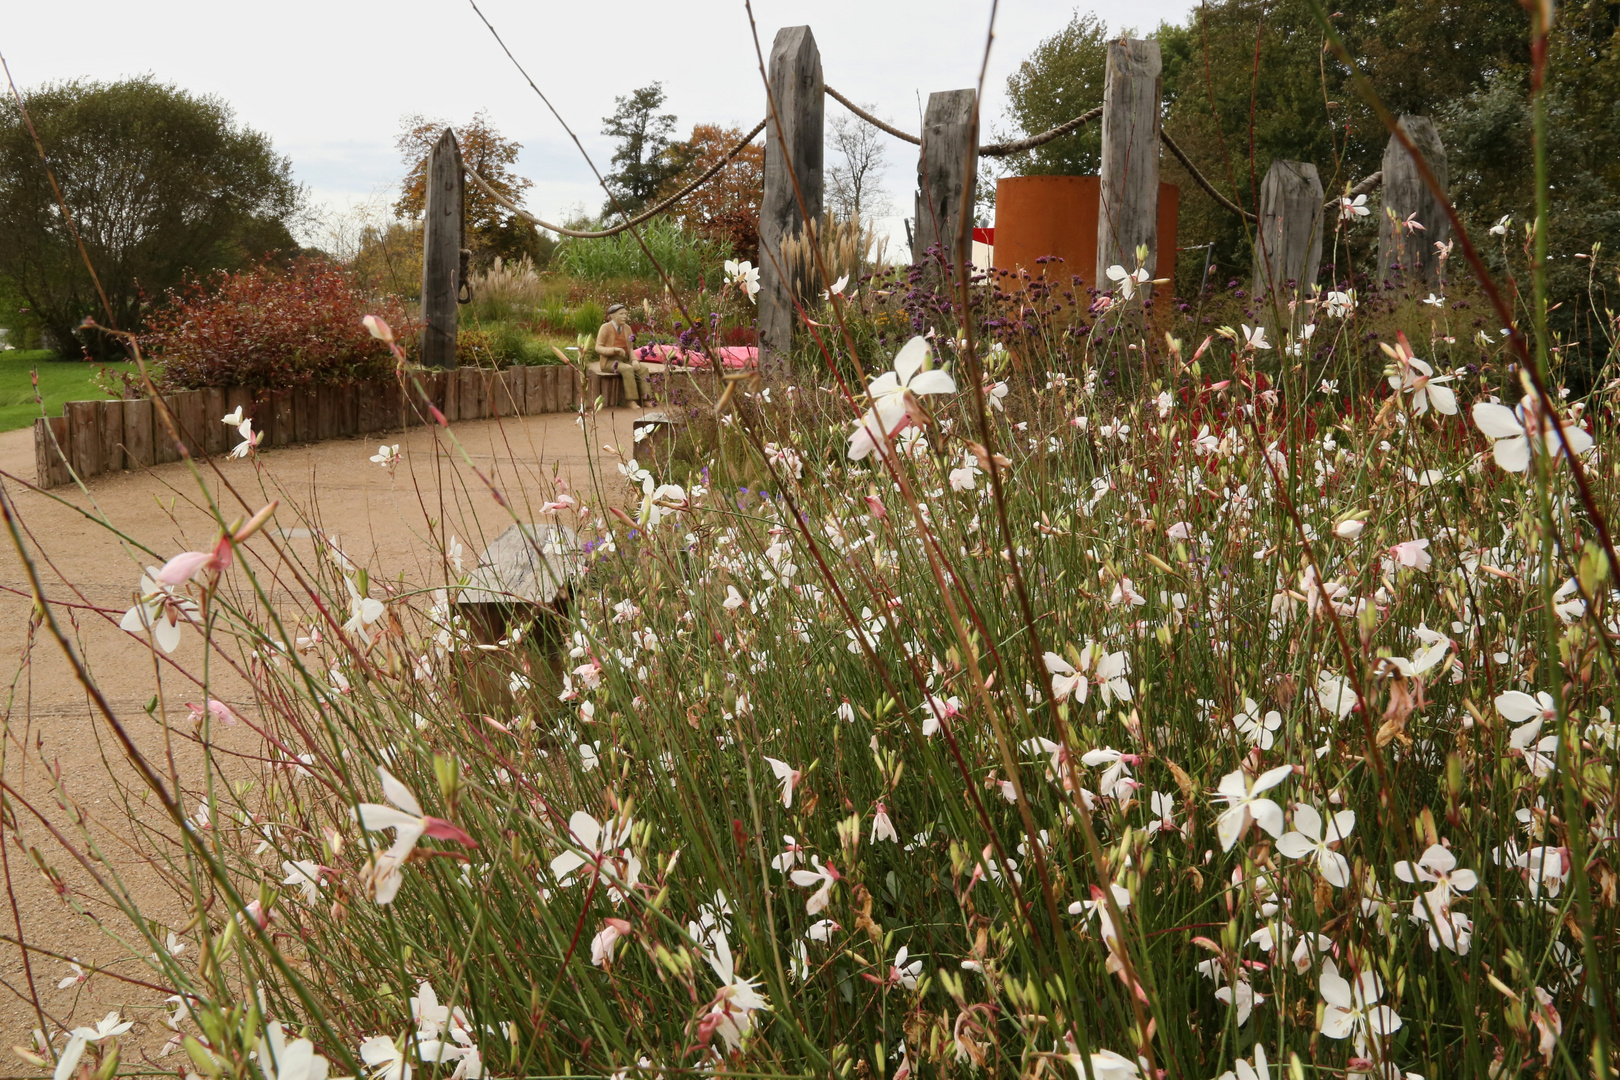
<box><xmin>147</xmin><ymin>259</ymin><xmax>416</xmax><ymax>391</ymax></box>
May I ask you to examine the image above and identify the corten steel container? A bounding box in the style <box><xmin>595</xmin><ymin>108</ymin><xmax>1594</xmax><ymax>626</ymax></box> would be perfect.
<box><xmin>992</xmin><ymin>176</ymin><xmax>1180</xmax><ymax>291</ymax></box>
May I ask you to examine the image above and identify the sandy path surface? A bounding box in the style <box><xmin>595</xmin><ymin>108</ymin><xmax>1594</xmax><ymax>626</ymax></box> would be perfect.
<box><xmin>0</xmin><ymin>405</ymin><xmax>651</xmax><ymax>1054</ymax></box>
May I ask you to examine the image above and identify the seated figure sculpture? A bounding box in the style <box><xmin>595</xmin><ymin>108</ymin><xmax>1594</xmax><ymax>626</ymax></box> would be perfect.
<box><xmin>595</xmin><ymin>303</ymin><xmax>651</xmax><ymax>405</ymax></box>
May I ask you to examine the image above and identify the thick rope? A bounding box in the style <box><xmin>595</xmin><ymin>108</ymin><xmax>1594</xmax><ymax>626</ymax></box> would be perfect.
<box><xmin>824</xmin><ymin>85</ymin><xmax>1103</xmax><ymax>157</ymax></box>
<box><xmin>1159</xmin><ymin>130</ymin><xmax>1256</xmax><ymax>222</ymax></box>
<box><xmin>980</xmin><ymin>107</ymin><xmax>1103</xmax><ymax>157</ymax></box>
<box><xmin>466</xmin><ymin>118</ymin><xmax>767</xmax><ymax>239</ymax></box>
<box><xmin>824</xmin><ymin>85</ymin><xmax>921</xmax><ymax>145</ymax></box>
<box><xmin>1325</xmin><ymin>171</ymin><xmax>1382</xmax><ymax>209</ymax></box>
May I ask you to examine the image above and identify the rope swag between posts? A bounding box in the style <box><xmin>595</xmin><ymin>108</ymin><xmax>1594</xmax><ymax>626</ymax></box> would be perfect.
<box><xmin>468</xmin><ymin>88</ymin><xmax>1382</xmax><ymax>239</ymax></box>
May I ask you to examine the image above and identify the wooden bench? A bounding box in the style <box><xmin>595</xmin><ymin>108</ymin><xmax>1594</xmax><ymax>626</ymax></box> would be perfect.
<box><xmin>454</xmin><ymin>523</ymin><xmax>580</xmax><ymax>641</ymax></box>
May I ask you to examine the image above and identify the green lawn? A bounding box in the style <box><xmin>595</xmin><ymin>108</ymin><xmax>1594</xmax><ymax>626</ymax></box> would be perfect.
<box><xmin>0</xmin><ymin>351</ymin><xmax>141</xmax><ymax>433</ymax></box>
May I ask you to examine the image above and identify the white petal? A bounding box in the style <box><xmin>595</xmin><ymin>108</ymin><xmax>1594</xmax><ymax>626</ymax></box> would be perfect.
<box><xmin>1319</xmin><ymin>968</ymin><xmax>1353</xmax><ymax>1008</ymax></box>
<box><xmin>1250</xmin><ymin>799</ymin><xmax>1285</xmax><ymax>838</ymax></box>
<box><xmin>54</xmin><ymin>1037</ymin><xmax>88</xmax><ymax>1080</ymax></box>
<box><xmin>1472</xmin><ymin>402</ymin><xmax>1524</xmax><ymax>439</ymax></box>
<box><xmin>567</xmin><ymin>810</ymin><xmax>602</xmax><ymax>849</ymax></box>
<box><xmin>1253</xmin><ymin>764</ymin><xmax>1294</xmax><ymax>793</ymax></box>
<box><xmin>356</xmin><ymin>804</ymin><xmax>419</xmax><ymax>833</ymax></box>
<box><xmin>1274</xmin><ymin>833</ymin><xmax>1315</xmax><ymax>860</ymax></box>
<box><xmin>1292</xmin><ymin>804</ymin><xmax>1324</xmax><ymax>841</ymax></box>
<box><xmin>1495</xmin><ymin>691</ymin><xmax>1544</xmax><ymax>724</ymax></box>
<box><xmin>378</xmin><ymin>767</ymin><xmax>423</xmax><ymax>817</ymax></box>
<box><xmin>119</xmin><ymin>605</ymin><xmax>147</xmax><ymax>633</ymax></box>
<box><xmin>1493</xmin><ymin>435</ymin><xmax>1531</xmax><ymax>472</ymax></box>
<box><xmin>154</xmin><ymin>616</ymin><xmax>184</xmax><ymax>654</ymax></box>
<box><xmin>892</xmin><ymin>337</ymin><xmax>931</xmax><ymax>385</ymax></box>
<box><xmin>1318</xmin><ymin>850</ymin><xmax>1351</xmax><ymax>888</ymax></box>
<box><xmin>907</xmin><ymin>369</ymin><xmax>957</xmax><ymax>397</ymax></box>
<box><xmin>1427</xmin><ymin>383</ymin><xmax>1458</xmax><ymax>415</ymax></box>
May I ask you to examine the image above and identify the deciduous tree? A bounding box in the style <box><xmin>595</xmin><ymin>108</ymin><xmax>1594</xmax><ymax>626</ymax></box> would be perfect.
<box><xmin>658</xmin><ymin>123</ymin><xmax>764</xmax><ymax>261</ymax></box>
<box><xmin>395</xmin><ymin>112</ymin><xmax>548</xmax><ymax>269</ymax></box>
<box><xmin>827</xmin><ymin>108</ymin><xmax>890</xmax><ymax>224</ymax></box>
<box><xmin>0</xmin><ymin>77</ymin><xmax>301</xmax><ymax>359</ymax></box>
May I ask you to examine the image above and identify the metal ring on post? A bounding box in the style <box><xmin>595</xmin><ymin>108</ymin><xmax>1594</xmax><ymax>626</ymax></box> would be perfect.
<box><xmin>456</xmin><ymin>249</ymin><xmax>472</xmax><ymax>304</ymax></box>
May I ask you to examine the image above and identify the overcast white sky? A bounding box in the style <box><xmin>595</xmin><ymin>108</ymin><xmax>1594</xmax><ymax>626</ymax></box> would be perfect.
<box><xmin>3</xmin><ymin>0</ymin><xmax>1197</xmax><ymax>251</ymax></box>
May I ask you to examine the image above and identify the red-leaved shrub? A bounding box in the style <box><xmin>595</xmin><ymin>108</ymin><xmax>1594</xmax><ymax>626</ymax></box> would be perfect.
<box><xmin>147</xmin><ymin>259</ymin><xmax>416</xmax><ymax>391</ymax></box>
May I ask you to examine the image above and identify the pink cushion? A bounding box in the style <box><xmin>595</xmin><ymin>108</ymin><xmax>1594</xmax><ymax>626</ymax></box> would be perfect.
<box><xmin>633</xmin><ymin>344</ymin><xmax>758</xmax><ymax>370</ymax></box>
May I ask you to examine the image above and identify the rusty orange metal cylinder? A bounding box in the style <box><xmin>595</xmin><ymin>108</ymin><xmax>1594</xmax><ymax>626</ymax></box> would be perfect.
<box><xmin>992</xmin><ymin>176</ymin><xmax>1180</xmax><ymax>291</ymax></box>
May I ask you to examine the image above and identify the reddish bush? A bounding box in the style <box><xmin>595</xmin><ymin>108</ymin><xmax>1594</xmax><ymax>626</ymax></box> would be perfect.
<box><xmin>146</xmin><ymin>259</ymin><xmax>416</xmax><ymax>391</ymax></box>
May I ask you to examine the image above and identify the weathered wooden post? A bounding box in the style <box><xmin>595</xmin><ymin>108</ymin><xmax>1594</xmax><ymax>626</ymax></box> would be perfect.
<box><xmin>421</xmin><ymin>128</ymin><xmax>464</xmax><ymax>369</ymax></box>
<box><xmin>759</xmin><ymin>26</ymin><xmax>823</xmax><ymax>363</ymax></box>
<box><xmin>1376</xmin><ymin>115</ymin><xmax>1450</xmax><ymax>287</ymax></box>
<box><xmin>914</xmin><ymin>89</ymin><xmax>979</xmax><ymax>276</ymax></box>
<box><xmin>1252</xmin><ymin>160</ymin><xmax>1325</xmax><ymax>299</ymax></box>
<box><xmin>1095</xmin><ymin>39</ymin><xmax>1163</xmax><ymax>292</ymax></box>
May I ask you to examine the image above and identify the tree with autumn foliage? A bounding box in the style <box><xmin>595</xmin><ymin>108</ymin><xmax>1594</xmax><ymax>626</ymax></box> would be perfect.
<box><xmin>394</xmin><ymin>112</ymin><xmax>552</xmax><ymax>269</ymax></box>
<box><xmin>657</xmin><ymin>124</ymin><xmax>764</xmax><ymax>262</ymax></box>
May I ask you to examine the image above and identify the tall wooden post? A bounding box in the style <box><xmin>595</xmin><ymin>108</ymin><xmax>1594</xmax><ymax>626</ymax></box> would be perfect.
<box><xmin>914</xmin><ymin>89</ymin><xmax>979</xmax><ymax>277</ymax></box>
<box><xmin>421</xmin><ymin>128</ymin><xmax>464</xmax><ymax>369</ymax></box>
<box><xmin>1376</xmin><ymin>115</ymin><xmax>1450</xmax><ymax>287</ymax></box>
<box><xmin>1252</xmin><ymin>160</ymin><xmax>1324</xmax><ymax>299</ymax></box>
<box><xmin>1096</xmin><ymin>39</ymin><xmax>1163</xmax><ymax>293</ymax></box>
<box><xmin>759</xmin><ymin>26</ymin><xmax>823</xmax><ymax>363</ymax></box>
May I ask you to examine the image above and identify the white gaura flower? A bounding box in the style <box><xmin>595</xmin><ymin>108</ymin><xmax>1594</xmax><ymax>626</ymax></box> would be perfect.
<box><xmin>821</xmin><ymin>273</ymin><xmax>854</xmax><ymax>300</ymax></box>
<box><xmin>888</xmin><ymin>944</ymin><xmax>923</xmax><ymax>989</ymax></box>
<box><xmin>1044</xmin><ymin>651</ymin><xmax>1088</xmax><ymax>704</ymax></box>
<box><xmin>1496</xmin><ymin>690</ymin><xmax>1557</xmax><ymax>750</ymax></box>
<box><xmin>370</xmin><ymin>444</ymin><xmax>400</xmax><ymax>469</ymax></box>
<box><xmin>764</xmin><ymin>756</ymin><xmax>802</xmax><ymax>808</ymax></box>
<box><xmin>1106</xmin><ymin>263</ymin><xmax>1151</xmax><ymax>300</ymax></box>
<box><xmin>1212</xmin><ymin>765</ymin><xmax>1293</xmax><ymax>851</ymax></box>
<box><xmin>550</xmin><ymin>810</ymin><xmax>634</xmax><ymax>883</ymax></box>
<box><xmin>354</xmin><ymin>766</ymin><xmax>475</xmax><ymax>904</ymax></box>
<box><xmin>1340</xmin><ymin>193</ymin><xmax>1370</xmax><ymax>220</ymax></box>
<box><xmin>359</xmin><ymin>1035</ymin><xmax>411</xmax><ymax>1080</ymax></box>
<box><xmin>1145</xmin><ymin>791</ymin><xmax>1178</xmax><ymax>837</ymax></box>
<box><xmin>1318</xmin><ymin>958</ymin><xmax>1402</xmax><ymax>1051</ymax></box>
<box><xmin>1324</xmin><ymin>289</ymin><xmax>1357</xmax><ymax>318</ymax></box>
<box><xmin>54</xmin><ymin>1013</ymin><xmax>133</xmax><ymax>1080</ymax></box>
<box><xmin>222</xmin><ymin>406</ymin><xmax>245</xmax><ymax>427</ymax></box>
<box><xmin>281</xmin><ymin>859</ymin><xmax>325</xmax><ymax>905</ymax></box>
<box><xmin>847</xmin><ymin>337</ymin><xmax>956</xmax><ymax>461</ymax></box>
<box><xmin>1233</xmin><ymin>698</ymin><xmax>1283</xmax><ymax>750</ymax></box>
<box><xmin>119</xmin><ymin>569</ymin><xmax>199</xmax><ymax>654</ymax></box>
<box><xmin>1394</xmin><ymin>843</ymin><xmax>1478</xmax><ymax>906</ymax></box>
<box><xmin>1241</xmin><ymin>324</ymin><xmax>1271</xmax><ymax>351</ymax></box>
<box><xmin>770</xmin><ymin>835</ymin><xmax>805</xmax><ymax>872</ymax></box>
<box><xmin>257</xmin><ymin>1021</ymin><xmax>330</xmax><ymax>1080</ymax></box>
<box><xmin>1275</xmin><ymin>804</ymin><xmax>1355</xmax><ymax>887</ymax></box>
<box><xmin>1065</xmin><ymin>1049</ymin><xmax>1141</xmax><ymax>1080</ymax></box>
<box><xmin>591</xmin><ymin>918</ymin><xmax>631</xmax><ymax>967</ymax></box>
<box><xmin>1383</xmin><ymin>333</ymin><xmax>1457</xmax><ymax>416</ymax></box>
<box><xmin>229</xmin><ymin>419</ymin><xmax>262</xmax><ymax>459</ymax></box>
<box><xmin>871</xmin><ymin>802</ymin><xmax>898</xmax><ymax>844</ymax></box>
<box><xmin>640</xmin><ymin>482</ymin><xmax>688</xmax><ymax>528</ymax></box>
<box><xmin>789</xmin><ymin>855</ymin><xmax>841</xmax><ymax>914</ymax></box>
<box><xmin>694</xmin><ymin>925</ymin><xmax>770</xmax><ymax>1053</ymax></box>
<box><xmin>343</xmin><ymin>577</ymin><xmax>386</xmax><ymax>636</ymax></box>
<box><xmin>1316</xmin><ymin>670</ymin><xmax>1359</xmax><ymax>719</ymax></box>
<box><xmin>1217</xmin><ymin>1044</ymin><xmax>1271</xmax><ymax>1080</ymax></box>
<box><xmin>724</xmin><ymin>259</ymin><xmax>761</xmax><ymax>302</ymax></box>
<box><xmin>1472</xmin><ymin>394</ymin><xmax>1593</xmax><ymax>473</ymax></box>
<box><xmin>1215</xmin><ymin>979</ymin><xmax>1264</xmax><ymax>1025</ymax></box>
<box><xmin>1490</xmin><ymin>214</ymin><xmax>1512</xmax><ymax>236</ymax></box>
